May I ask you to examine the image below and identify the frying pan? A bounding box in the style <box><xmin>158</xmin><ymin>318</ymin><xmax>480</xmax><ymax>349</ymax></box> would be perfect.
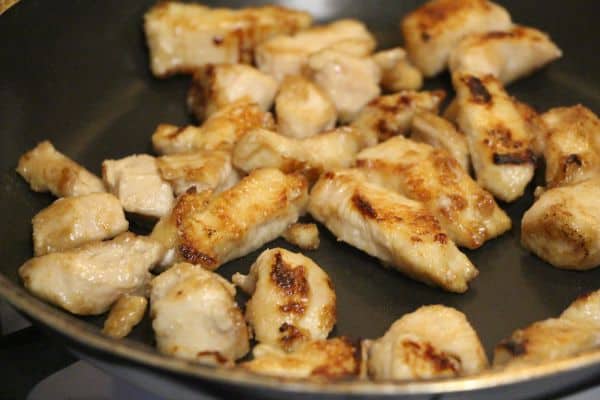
<box><xmin>1</xmin><ymin>0</ymin><xmax>600</xmax><ymax>398</ymax></box>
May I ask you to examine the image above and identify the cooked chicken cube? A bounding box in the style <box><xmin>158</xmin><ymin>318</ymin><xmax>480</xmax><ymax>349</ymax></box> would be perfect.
<box><xmin>453</xmin><ymin>73</ymin><xmax>535</xmax><ymax>202</ymax></box>
<box><xmin>187</xmin><ymin>64</ymin><xmax>279</xmax><ymax>120</ymax></box>
<box><xmin>19</xmin><ymin>233</ymin><xmax>164</xmax><ymax>315</ymax></box>
<box><xmin>308</xmin><ymin>170</ymin><xmax>477</xmax><ymax>292</ymax></box>
<box><xmin>255</xmin><ymin>19</ymin><xmax>376</xmax><ymax>82</ymax></box>
<box><xmin>102</xmin><ymin>154</ymin><xmax>174</xmax><ymax>219</ymax></box>
<box><xmin>449</xmin><ymin>25</ymin><xmax>562</xmax><ymax>84</ymax></box>
<box><xmin>351</xmin><ymin>90</ymin><xmax>446</xmax><ymax>143</ymax></box>
<box><xmin>411</xmin><ymin>111</ymin><xmax>470</xmax><ymax>171</ymax></box>
<box><xmin>144</xmin><ymin>2</ymin><xmax>312</xmax><ymax>77</ymax></box>
<box><xmin>373</xmin><ymin>48</ymin><xmax>423</xmax><ymax>91</ymax></box>
<box><xmin>282</xmin><ymin>223</ymin><xmax>320</xmax><ymax>250</ymax></box>
<box><xmin>152</xmin><ymin>101</ymin><xmax>275</xmax><ymax>155</ymax></box>
<box><xmin>102</xmin><ymin>295</ymin><xmax>148</xmax><ymax>339</ymax></box>
<box><xmin>16</xmin><ymin>141</ymin><xmax>105</xmax><ymax>197</ymax></box>
<box><xmin>32</xmin><ymin>192</ymin><xmax>128</xmax><ymax>256</ymax></box>
<box><xmin>275</xmin><ymin>75</ymin><xmax>337</xmax><ymax>139</ymax></box>
<box><xmin>401</xmin><ymin>0</ymin><xmax>512</xmax><ymax>77</ymax></box>
<box><xmin>356</xmin><ymin>136</ymin><xmax>510</xmax><ymax>249</ymax></box>
<box><xmin>242</xmin><ymin>338</ymin><xmax>360</xmax><ymax>379</ymax></box>
<box><xmin>232</xmin><ymin>248</ymin><xmax>335</xmax><ymax>351</ymax></box>
<box><xmin>150</xmin><ymin>262</ymin><xmax>249</xmax><ymax>364</ymax></box>
<box><xmin>368</xmin><ymin>305</ymin><xmax>488</xmax><ymax>380</ymax></box>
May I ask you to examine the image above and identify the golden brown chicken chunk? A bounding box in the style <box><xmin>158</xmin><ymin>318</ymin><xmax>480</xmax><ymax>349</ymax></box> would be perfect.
<box><xmin>102</xmin><ymin>295</ymin><xmax>148</xmax><ymax>339</ymax></box>
<box><xmin>372</xmin><ymin>48</ymin><xmax>423</xmax><ymax>92</ymax></box>
<box><xmin>282</xmin><ymin>223</ymin><xmax>320</xmax><ymax>251</ymax></box>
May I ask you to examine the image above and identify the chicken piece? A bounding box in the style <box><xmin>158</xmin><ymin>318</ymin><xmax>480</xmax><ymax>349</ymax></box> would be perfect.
<box><xmin>308</xmin><ymin>170</ymin><xmax>477</xmax><ymax>292</ymax></box>
<box><xmin>156</xmin><ymin>150</ymin><xmax>240</xmax><ymax>196</ymax></box>
<box><xmin>453</xmin><ymin>73</ymin><xmax>535</xmax><ymax>202</ymax></box>
<box><xmin>150</xmin><ymin>262</ymin><xmax>249</xmax><ymax>364</ymax></box>
<box><xmin>368</xmin><ymin>305</ymin><xmax>488</xmax><ymax>380</ymax></box>
<box><xmin>351</xmin><ymin>90</ymin><xmax>446</xmax><ymax>143</ymax></box>
<box><xmin>401</xmin><ymin>0</ymin><xmax>512</xmax><ymax>77</ymax></box>
<box><xmin>282</xmin><ymin>223</ymin><xmax>320</xmax><ymax>250</ymax></box>
<box><xmin>144</xmin><ymin>2</ymin><xmax>312</xmax><ymax>77</ymax></box>
<box><xmin>16</xmin><ymin>141</ymin><xmax>105</xmax><ymax>197</ymax></box>
<box><xmin>19</xmin><ymin>233</ymin><xmax>163</xmax><ymax>315</ymax></box>
<box><xmin>187</xmin><ymin>64</ymin><xmax>279</xmax><ymax>120</ymax></box>
<box><xmin>561</xmin><ymin>290</ymin><xmax>600</xmax><ymax>326</ymax></box>
<box><xmin>151</xmin><ymin>101</ymin><xmax>275</xmax><ymax>155</ymax></box>
<box><xmin>275</xmin><ymin>75</ymin><xmax>337</xmax><ymax>139</ymax></box>
<box><xmin>151</xmin><ymin>168</ymin><xmax>308</xmax><ymax>270</ymax></box>
<box><xmin>449</xmin><ymin>25</ymin><xmax>562</xmax><ymax>84</ymax></box>
<box><xmin>411</xmin><ymin>111</ymin><xmax>470</xmax><ymax>171</ymax></box>
<box><xmin>32</xmin><ymin>193</ymin><xmax>128</xmax><ymax>256</ymax></box>
<box><xmin>521</xmin><ymin>178</ymin><xmax>600</xmax><ymax>270</ymax></box>
<box><xmin>232</xmin><ymin>248</ymin><xmax>335</xmax><ymax>351</ymax></box>
<box><xmin>373</xmin><ymin>48</ymin><xmax>423</xmax><ymax>91</ymax></box>
<box><xmin>102</xmin><ymin>154</ymin><xmax>174</xmax><ymax>219</ymax></box>
<box><xmin>255</xmin><ymin>19</ymin><xmax>376</xmax><ymax>82</ymax></box>
<box><xmin>306</xmin><ymin>49</ymin><xmax>381</xmax><ymax>123</ymax></box>
<box><xmin>355</xmin><ymin>136</ymin><xmax>510</xmax><ymax>249</ymax></box>
<box><xmin>102</xmin><ymin>295</ymin><xmax>148</xmax><ymax>339</ymax></box>
<box><xmin>242</xmin><ymin>338</ymin><xmax>360</xmax><ymax>379</ymax></box>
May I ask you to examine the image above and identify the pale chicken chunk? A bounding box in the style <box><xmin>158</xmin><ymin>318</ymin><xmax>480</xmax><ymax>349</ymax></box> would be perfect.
<box><xmin>449</xmin><ymin>25</ymin><xmax>562</xmax><ymax>84</ymax></box>
<box><xmin>150</xmin><ymin>262</ymin><xmax>249</xmax><ymax>364</ymax></box>
<box><xmin>355</xmin><ymin>136</ymin><xmax>510</xmax><ymax>249</ymax></box>
<box><xmin>232</xmin><ymin>248</ymin><xmax>336</xmax><ymax>351</ymax></box>
<box><xmin>144</xmin><ymin>2</ymin><xmax>312</xmax><ymax>77</ymax></box>
<box><xmin>454</xmin><ymin>73</ymin><xmax>535</xmax><ymax>202</ymax></box>
<box><xmin>275</xmin><ymin>75</ymin><xmax>337</xmax><ymax>139</ymax></box>
<box><xmin>367</xmin><ymin>305</ymin><xmax>488</xmax><ymax>380</ymax></box>
<box><xmin>308</xmin><ymin>170</ymin><xmax>478</xmax><ymax>293</ymax></box>
<box><xmin>102</xmin><ymin>295</ymin><xmax>148</xmax><ymax>339</ymax></box>
<box><xmin>255</xmin><ymin>19</ymin><xmax>376</xmax><ymax>82</ymax></box>
<box><xmin>102</xmin><ymin>154</ymin><xmax>174</xmax><ymax>219</ymax></box>
<box><xmin>32</xmin><ymin>192</ymin><xmax>128</xmax><ymax>256</ymax></box>
<box><xmin>19</xmin><ymin>233</ymin><xmax>164</xmax><ymax>315</ymax></box>
<box><xmin>401</xmin><ymin>0</ymin><xmax>512</xmax><ymax>77</ymax></box>
<box><xmin>187</xmin><ymin>63</ymin><xmax>279</xmax><ymax>120</ymax></box>
<box><xmin>282</xmin><ymin>223</ymin><xmax>320</xmax><ymax>250</ymax></box>
<box><xmin>373</xmin><ymin>48</ymin><xmax>423</xmax><ymax>91</ymax></box>
<box><xmin>16</xmin><ymin>141</ymin><xmax>105</xmax><ymax>197</ymax></box>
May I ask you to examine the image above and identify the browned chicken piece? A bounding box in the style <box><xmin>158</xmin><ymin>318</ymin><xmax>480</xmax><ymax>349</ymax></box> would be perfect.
<box><xmin>282</xmin><ymin>223</ymin><xmax>320</xmax><ymax>250</ymax></box>
<box><xmin>275</xmin><ymin>75</ymin><xmax>337</xmax><ymax>139</ymax></box>
<box><xmin>351</xmin><ymin>90</ymin><xmax>446</xmax><ymax>143</ymax></box>
<box><xmin>102</xmin><ymin>294</ymin><xmax>148</xmax><ymax>339</ymax></box>
<box><xmin>401</xmin><ymin>0</ymin><xmax>512</xmax><ymax>77</ymax></box>
<box><xmin>514</xmin><ymin>100</ymin><xmax>548</xmax><ymax>157</ymax></box>
<box><xmin>151</xmin><ymin>168</ymin><xmax>308</xmax><ymax>271</ymax></box>
<box><xmin>308</xmin><ymin>170</ymin><xmax>478</xmax><ymax>293</ymax></box>
<box><xmin>411</xmin><ymin>111</ymin><xmax>470</xmax><ymax>171</ymax></box>
<box><xmin>232</xmin><ymin>248</ymin><xmax>335</xmax><ymax>351</ymax></box>
<box><xmin>453</xmin><ymin>73</ymin><xmax>535</xmax><ymax>202</ymax></box>
<box><xmin>449</xmin><ymin>25</ymin><xmax>562</xmax><ymax>84</ymax></box>
<box><xmin>372</xmin><ymin>48</ymin><xmax>423</xmax><ymax>91</ymax></box>
<box><xmin>16</xmin><ymin>141</ymin><xmax>105</xmax><ymax>197</ymax></box>
<box><xmin>19</xmin><ymin>233</ymin><xmax>164</xmax><ymax>315</ymax></box>
<box><xmin>144</xmin><ymin>1</ymin><xmax>312</xmax><ymax>77</ymax></box>
<box><xmin>367</xmin><ymin>305</ymin><xmax>488</xmax><ymax>380</ymax></box>
<box><xmin>521</xmin><ymin>178</ymin><xmax>600</xmax><ymax>270</ymax></box>
<box><xmin>102</xmin><ymin>154</ymin><xmax>174</xmax><ymax>219</ymax></box>
<box><xmin>32</xmin><ymin>193</ymin><xmax>128</xmax><ymax>256</ymax></box>
<box><xmin>255</xmin><ymin>19</ymin><xmax>376</xmax><ymax>82</ymax></box>
<box><xmin>150</xmin><ymin>262</ymin><xmax>249</xmax><ymax>364</ymax></box>
<box><xmin>187</xmin><ymin>63</ymin><xmax>279</xmax><ymax>120</ymax></box>
<box><xmin>151</xmin><ymin>101</ymin><xmax>275</xmax><ymax>155</ymax></box>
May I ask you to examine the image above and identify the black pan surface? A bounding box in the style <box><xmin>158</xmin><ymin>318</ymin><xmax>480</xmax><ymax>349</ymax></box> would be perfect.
<box><xmin>1</xmin><ymin>0</ymin><xmax>600</xmax><ymax>398</ymax></box>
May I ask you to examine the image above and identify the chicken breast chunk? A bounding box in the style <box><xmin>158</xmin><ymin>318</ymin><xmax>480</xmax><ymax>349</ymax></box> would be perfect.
<box><xmin>102</xmin><ymin>295</ymin><xmax>148</xmax><ymax>339</ymax></box>
<box><xmin>232</xmin><ymin>248</ymin><xmax>336</xmax><ymax>351</ymax></box>
<box><xmin>32</xmin><ymin>192</ymin><xmax>128</xmax><ymax>256</ymax></box>
<box><xmin>308</xmin><ymin>170</ymin><xmax>477</xmax><ymax>293</ymax></box>
<box><xmin>16</xmin><ymin>141</ymin><xmax>105</xmax><ymax>197</ymax></box>
<box><xmin>282</xmin><ymin>223</ymin><xmax>320</xmax><ymax>251</ymax></box>
<box><xmin>401</xmin><ymin>0</ymin><xmax>512</xmax><ymax>77</ymax></box>
<box><xmin>453</xmin><ymin>73</ymin><xmax>535</xmax><ymax>202</ymax></box>
<box><xmin>373</xmin><ymin>48</ymin><xmax>423</xmax><ymax>92</ymax></box>
<box><xmin>367</xmin><ymin>305</ymin><xmax>488</xmax><ymax>380</ymax></box>
<box><xmin>355</xmin><ymin>136</ymin><xmax>510</xmax><ymax>249</ymax></box>
<box><xmin>19</xmin><ymin>233</ymin><xmax>164</xmax><ymax>315</ymax></box>
<box><xmin>150</xmin><ymin>262</ymin><xmax>249</xmax><ymax>364</ymax></box>
<box><xmin>144</xmin><ymin>1</ymin><xmax>312</xmax><ymax>77</ymax></box>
